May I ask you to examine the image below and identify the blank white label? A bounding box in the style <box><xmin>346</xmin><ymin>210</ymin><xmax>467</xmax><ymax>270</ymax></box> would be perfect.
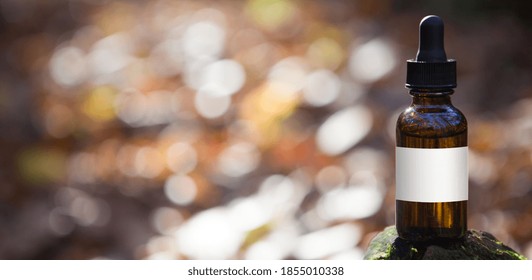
<box><xmin>396</xmin><ymin>147</ymin><xmax>468</xmax><ymax>202</ymax></box>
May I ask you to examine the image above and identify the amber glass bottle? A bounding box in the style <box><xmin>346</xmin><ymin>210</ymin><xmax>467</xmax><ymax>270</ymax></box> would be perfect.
<box><xmin>396</xmin><ymin>15</ymin><xmax>468</xmax><ymax>241</ymax></box>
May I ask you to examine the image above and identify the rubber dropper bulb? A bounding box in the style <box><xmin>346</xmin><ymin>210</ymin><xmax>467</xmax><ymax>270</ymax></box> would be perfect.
<box><xmin>415</xmin><ymin>15</ymin><xmax>447</xmax><ymax>62</ymax></box>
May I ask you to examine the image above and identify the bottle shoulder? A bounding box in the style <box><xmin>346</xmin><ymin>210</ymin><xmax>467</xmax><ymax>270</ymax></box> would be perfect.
<box><xmin>396</xmin><ymin>104</ymin><xmax>467</xmax><ymax>136</ymax></box>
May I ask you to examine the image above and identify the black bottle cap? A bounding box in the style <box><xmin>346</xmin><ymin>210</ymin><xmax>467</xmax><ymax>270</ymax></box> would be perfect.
<box><xmin>406</xmin><ymin>15</ymin><xmax>456</xmax><ymax>89</ymax></box>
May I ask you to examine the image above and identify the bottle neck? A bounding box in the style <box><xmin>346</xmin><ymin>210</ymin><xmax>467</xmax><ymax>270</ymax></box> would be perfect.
<box><xmin>409</xmin><ymin>88</ymin><xmax>454</xmax><ymax>105</ymax></box>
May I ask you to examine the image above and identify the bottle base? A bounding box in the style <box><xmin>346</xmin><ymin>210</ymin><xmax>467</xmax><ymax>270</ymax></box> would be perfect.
<box><xmin>396</xmin><ymin>200</ymin><xmax>467</xmax><ymax>242</ymax></box>
<box><xmin>397</xmin><ymin>226</ymin><xmax>466</xmax><ymax>242</ymax></box>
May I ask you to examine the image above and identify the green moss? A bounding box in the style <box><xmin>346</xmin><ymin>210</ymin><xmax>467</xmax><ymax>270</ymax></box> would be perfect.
<box><xmin>364</xmin><ymin>226</ymin><xmax>526</xmax><ymax>260</ymax></box>
<box><xmin>385</xmin><ymin>243</ymin><xmax>393</xmax><ymax>256</ymax></box>
<box><xmin>364</xmin><ymin>226</ymin><xmax>397</xmax><ymax>260</ymax></box>
<box><xmin>496</xmin><ymin>249</ymin><xmax>527</xmax><ymax>260</ymax></box>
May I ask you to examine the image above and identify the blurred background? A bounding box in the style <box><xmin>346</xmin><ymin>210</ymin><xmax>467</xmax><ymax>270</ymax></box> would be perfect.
<box><xmin>1</xmin><ymin>0</ymin><xmax>531</xmax><ymax>260</ymax></box>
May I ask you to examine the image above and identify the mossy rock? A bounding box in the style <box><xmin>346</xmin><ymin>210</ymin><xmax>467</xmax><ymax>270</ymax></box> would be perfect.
<box><xmin>364</xmin><ymin>226</ymin><xmax>526</xmax><ymax>260</ymax></box>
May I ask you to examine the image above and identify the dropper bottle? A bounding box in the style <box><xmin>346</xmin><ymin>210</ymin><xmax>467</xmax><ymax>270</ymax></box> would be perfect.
<box><xmin>396</xmin><ymin>15</ymin><xmax>468</xmax><ymax>241</ymax></box>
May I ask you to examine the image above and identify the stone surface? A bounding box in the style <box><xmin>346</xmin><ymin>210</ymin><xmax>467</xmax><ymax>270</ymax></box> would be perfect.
<box><xmin>364</xmin><ymin>226</ymin><xmax>527</xmax><ymax>260</ymax></box>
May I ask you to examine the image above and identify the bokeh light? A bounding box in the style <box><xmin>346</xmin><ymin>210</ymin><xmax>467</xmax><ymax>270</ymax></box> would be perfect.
<box><xmin>293</xmin><ymin>223</ymin><xmax>362</xmax><ymax>260</ymax></box>
<box><xmin>164</xmin><ymin>174</ymin><xmax>197</xmax><ymax>206</ymax></box>
<box><xmin>49</xmin><ymin>46</ymin><xmax>88</xmax><ymax>88</ymax></box>
<box><xmin>303</xmin><ymin>69</ymin><xmax>341</xmax><ymax>107</ymax></box>
<box><xmin>316</xmin><ymin>105</ymin><xmax>373</xmax><ymax>156</ymax></box>
<box><xmin>349</xmin><ymin>38</ymin><xmax>397</xmax><ymax>83</ymax></box>
<box><xmin>176</xmin><ymin>208</ymin><xmax>243</xmax><ymax>259</ymax></box>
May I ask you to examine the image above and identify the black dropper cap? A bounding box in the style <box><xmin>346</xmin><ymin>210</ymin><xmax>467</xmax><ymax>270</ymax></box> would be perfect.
<box><xmin>406</xmin><ymin>15</ymin><xmax>456</xmax><ymax>89</ymax></box>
